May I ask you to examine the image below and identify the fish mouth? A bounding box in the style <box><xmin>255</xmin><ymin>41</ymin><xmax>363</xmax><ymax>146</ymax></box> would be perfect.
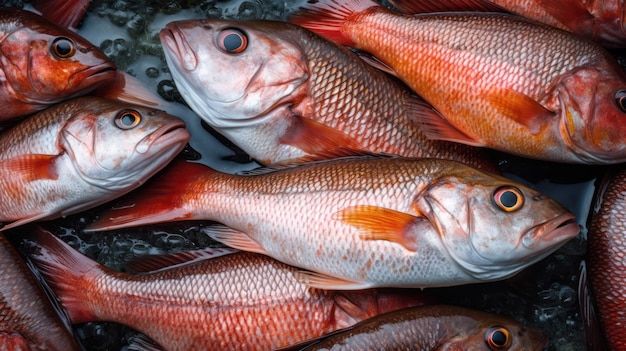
<box><xmin>160</xmin><ymin>25</ymin><xmax>197</xmax><ymax>71</ymax></box>
<box><xmin>70</xmin><ymin>63</ymin><xmax>118</xmax><ymax>91</ymax></box>
<box><xmin>136</xmin><ymin>119</ymin><xmax>190</xmax><ymax>155</ymax></box>
<box><xmin>522</xmin><ymin>213</ymin><xmax>579</xmax><ymax>248</ymax></box>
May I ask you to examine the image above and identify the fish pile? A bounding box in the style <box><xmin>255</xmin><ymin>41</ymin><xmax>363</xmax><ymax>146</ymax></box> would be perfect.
<box><xmin>1</xmin><ymin>0</ymin><xmax>625</xmax><ymax>349</ymax></box>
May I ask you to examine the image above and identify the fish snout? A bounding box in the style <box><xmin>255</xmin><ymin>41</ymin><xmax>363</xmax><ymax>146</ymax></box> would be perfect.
<box><xmin>160</xmin><ymin>25</ymin><xmax>198</xmax><ymax>71</ymax></box>
<box><xmin>522</xmin><ymin>213</ymin><xmax>579</xmax><ymax>249</ymax></box>
<box><xmin>136</xmin><ymin>118</ymin><xmax>189</xmax><ymax>154</ymax></box>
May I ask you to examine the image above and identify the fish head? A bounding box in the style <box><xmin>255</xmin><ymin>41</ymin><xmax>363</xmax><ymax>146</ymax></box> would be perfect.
<box><xmin>415</xmin><ymin>165</ymin><xmax>579</xmax><ymax>281</ymax></box>
<box><xmin>0</xmin><ymin>9</ymin><xmax>117</xmax><ymax>111</ymax></box>
<box><xmin>159</xmin><ymin>19</ymin><xmax>308</xmax><ymax>129</ymax></box>
<box><xmin>555</xmin><ymin>65</ymin><xmax>626</xmax><ymax>163</ymax></box>
<box><xmin>60</xmin><ymin>97</ymin><xmax>190</xmax><ymax>191</ymax></box>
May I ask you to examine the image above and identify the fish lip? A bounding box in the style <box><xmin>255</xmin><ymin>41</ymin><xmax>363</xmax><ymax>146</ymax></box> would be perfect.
<box><xmin>522</xmin><ymin>213</ymin><xmax>579</xmax><ymax>248</ymax></box>
<box><xmin>160</xmin><ymin>25</ymin><xmax>197</xmax><ymax>71</ymax></box>
<box><xmin>70</xmin><ymin>63</ymin><xmax>118</xmax><ymax>90</ymax></box>
<box><xmin>136</xmin><ymin>118</ymin><xmax>190</xmax><ymax>155</ymax></box>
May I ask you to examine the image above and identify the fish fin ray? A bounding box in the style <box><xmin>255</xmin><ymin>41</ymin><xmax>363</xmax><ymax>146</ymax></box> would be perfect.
<box><xmin>295</xmin><ymin>270</ymin><xmax>372</xmax><ymax>290</ymax></box>
<box><xmin>1</xmin><ymin>212</ymin><xmax>51</xmax><ymax>231</ymax></box>
<box><xmin>388</xmin><ymin>0</ymin><xmax>505</xmax><ymax>13</ymax></box>
<box><xmin>488</xmin><ymin>89</ymin><xmax>555</xmax><ymax>134</ymax></box>
<box><xmin>578</xmin><ymin>260</ymin><xmax>608</xmax><ymax>351</ymax></box>
<box><xmin>355</xmin><ymin>51</ymin><xmax>399</xmax><ymax>76</ymax></box>
<box><xmin>336</xmin><ymin>205</ymin><xmax>423</xmax><ymax>251</ymax></box>
<box><xmin>34</xmin><ymin>0</ymin><xmax>90</xmax><ymax>29</ymax></box>
<box><xmin>94</xmin><ymin>71</ymin><xmax>162</xmax><ymax>108</ymax></box>
<box><xmin>202</xmin><ymin>225</ymin><xmax>267</xmax><ymax>254</ymax></box>
<box><xmin>409</xmin><ymin>102</ymin><xmax>484</xmax><ymax>146</ymax></box>
<box><xmin>85</xmin><ymin>159</ymin><xmax>208</xmax><ymax>232</ymax></box>
<box><xmin>124</xmin><ymin>247</ymin><xmax>238</xmax><ymax>273</ymax></box>
<box><xmin>0</xmin><ymin>154</ymin><xmax>59</xmax><ymax>182</ymax></box>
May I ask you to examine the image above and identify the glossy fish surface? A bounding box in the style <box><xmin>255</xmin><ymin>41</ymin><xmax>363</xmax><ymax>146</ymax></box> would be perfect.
<box><xmin>299</xmin><ymin>304</ymin><xmax>547</xmax><ymax>350</ymax></box>
<box><xmin>26</xmin><ymin>228</ymin><xmax>429</xmax><ymax>351</ymax></box>
<box><xmin>159</xmin><ymin>19</ymin><xmax>496</xmax><ymax>171</ymax></box>
<box><xmin>289</xmin><ymin>0</ymin><xmax>626</xmax><ymax>164</ymax></box>
<box><xmin>88</xmin><ymin>156</ymin><xmax>579</xmax><ymax>289</ymax></box>
<box><xmin>0</xmin><ymin>96</ymin><xmax>190</xmax><ymax>230</ymax></box>
<box><xmin>0</xmin><ymin>8</ymin><xmax>117</xmax><ymax>121</ymax></box>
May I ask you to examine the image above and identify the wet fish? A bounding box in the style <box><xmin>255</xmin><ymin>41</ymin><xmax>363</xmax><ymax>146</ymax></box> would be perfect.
<box><xmin>26</xmin><ymin>228</ymin><xmax>430</xmax><ymax>351</ymax></box>
<box><xmin>297</xmin><ymin>304</ymin><xmax>547</xmax><ymax>350</ymax></box>
<box><xmin>0</xmin><ymin>8</ymin><xmax>117</xmax><ymax>121</ymax></box>
<box><xmin>159</xmin><ymin>19</ymin><xmax>496</xmax><ymax>171</ymax></box>
<box><xmin>386</xmin><ymin>0</ymin><xmax>626</xmax><ymax>48</ymax></box>
<box><xmin>33</xmin><ymin>0</ymin><xmax>91</xmax><ymax>30</ymax></box>
<box><xmin>0</xmin><ymin>233</ymin><xmax>81</xmax><ymax>350</ymax></box>
<box><xmin>0</xmin><ymin>96</ymin><xmax>190</xmax><ymax>230</ymax></box>
<box><xmin>87</xmin><ymin>156</ymin><xmax>579</xmax><ymax>289</ymax></box>
<box><xmin>289</xmin><ymin>0</ymin><xmax>626</xmax><ymax>164</ymax></box>
<box><xmin>586</xmin><ymin>168</ymin><xmax>626</xmax><ymax>350</ymax></box>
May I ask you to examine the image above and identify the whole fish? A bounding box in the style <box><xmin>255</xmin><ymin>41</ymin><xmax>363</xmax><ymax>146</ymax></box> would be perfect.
<box><xmin>587</xmin><ymin>168</ymin><xmax>626</xmax><ymax>350</ymax></box>
<box><xmin>87</xmin><ymin>156</ymin><xmax>579</xmax><ymax>289</ymax></box>
<box><xmin>0</xmin><ymin>233</ymin><xmax>81</xmax><ymax>350</ymax></box>
<box><xmin>26</xmin><ymin>228</ymin><xmax>430</xmax><ymax>351</ymax></box>
<box><xmin>386</xmin><ymin>0</ymin><xmax>626</xmax><ymax>48</ymax></box>
<box><xmin>298</xmin><ymin>304</ymin><xmax>547</xmax><ymax>350</ymax></box>
<box><xmin>0</xmin><ymin>8</ymin><xmax>117</xmax><ymax>121</ymax></box>
<box><xmin>289</xmin><ymin>0</ymin><xmax>626</xmax><ymax>164</ymax></box>
<box><xmin>0</xmin><ymin>96</ymin><xmax>190</xmax><ymax>230</ymax></box>
<box><xmin>160</xmin><ymin>19</ymin><xmax>496</xmax><ymax>171</ymax></box>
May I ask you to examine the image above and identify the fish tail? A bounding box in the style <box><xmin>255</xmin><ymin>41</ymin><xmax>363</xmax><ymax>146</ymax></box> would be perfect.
<box><xmin>25</xmin><ymin>227</ymin><xmax>103</xmax><ymax>324</ymax></box>
<box><xmin>85</xmin><ymin>159</ymin><xmax>210</xmax><ymax>232</ymax></box>
<box><xmin>288</xmin><ymin>0</ymin><xmax>380</xmax><ymax>46</ymax></box>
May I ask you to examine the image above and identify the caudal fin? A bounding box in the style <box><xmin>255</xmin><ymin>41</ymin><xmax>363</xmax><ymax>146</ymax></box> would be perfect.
<box><xmin>288</xmin><ymin>0</ymin><xmax>380</xmax><ymax>46</ymax></box>
<box><xmin>86</xmin><ymin>159</ymin><xmax>211</xmax><ymax>232</ymax></box>
<box><xmin>24</xmin><ymin>227</ymin><xmax>104</xmax><ymax>324</ymax></box>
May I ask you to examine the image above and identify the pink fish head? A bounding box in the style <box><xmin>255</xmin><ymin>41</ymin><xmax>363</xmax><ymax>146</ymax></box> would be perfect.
<box><xmin>415</xmin><ymin>166</ymin><xmax>579</xmax><ymax>281</ymax></box>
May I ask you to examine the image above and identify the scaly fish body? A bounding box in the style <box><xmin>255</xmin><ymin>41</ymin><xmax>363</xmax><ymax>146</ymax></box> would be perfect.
<box><xmin>0</xmin><ymin>234</ymin><xmax>80</xmax><ymax>350</ymax></box>
<box><xmin>290</xmin><ymin>1</ymin><xmax>626</xmax><ymax>164</ymax></box>
<box><xmin>587</xmin><ymin>169</ymin><xmax>626</xmax><ymax>350</ymax></box>
<box><xmin>89</xmin><ymin>156</ymin><xmax>579</xmax><ymax>289</ymax></box>
<box><xmin>0</xmin><ymin>96</ymin><xmax>190</xmax><ymax>230</ymax></box>
<box><xmin>27</xmin><ymin>229</ymin><xmax>429</xmax><ymax>351</ymax></box>
<box><xmin>160</xmin><ymin>19</ymin><xmax>496</xmax><ymax>171</ymax></box>
<box><xmin>299</xmin><ymin>304</ymin><xmax>547</xmax><ymax>350</ymax></box>
<box><xmin>0</xmin><ymin>8</ymin><xmax>116</xmax><ymax>121</ymax></box>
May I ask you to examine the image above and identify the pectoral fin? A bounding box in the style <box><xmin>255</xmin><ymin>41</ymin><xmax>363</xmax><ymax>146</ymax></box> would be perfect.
<box><xmin>409</xmin><ymin>101</ymin><xmax>484</xmax><ymax>146</ymax></box>
<box><xmin>336</xmin><ymin>205</ymin><xmax>424</xmax><ymax>251</ymax></box>
<box><xmin>488</xmin><ymin>89</ymin><xmax>555</xmax><ymax>134</ymax></box>
<box><xmin>295</xmin><ymin>270</ymin><xmax>372</xmax><ymax>290</ymax></box>
<box><xmin>202</xmin><ymin>225</ymin><xmax>267</xmax><ymax>255</ymax></box>
<box><xmin>0</xmin><ymin>154</ymin><xmax>59</xmax><ymax>181</ymax></box>
<box><xmin>279</xmin><ymin>116</ymin><xmax>362</xmax><ymax>158</ymax></box>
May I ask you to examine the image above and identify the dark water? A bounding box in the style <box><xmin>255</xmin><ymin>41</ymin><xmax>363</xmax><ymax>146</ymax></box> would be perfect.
<box><xmin>2</xmin><ymin>0</ymin><xmax>622</xmax><ymax>350</ymax></box>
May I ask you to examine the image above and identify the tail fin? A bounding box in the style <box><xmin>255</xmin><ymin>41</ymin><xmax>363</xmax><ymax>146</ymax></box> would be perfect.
<box><xmin>85</xmin><ymin>159</ymin><xmax>211</xmax><ymax>232</ymax></box>
<box><xmin>24</xmin><ymin>227</ymin><xmax>104</xmax><ymax>324</ymax></box>
<box><xmin>288</xmin><ymin>0</ymin><xmax>380</xmax><ymax>46</ymax></box>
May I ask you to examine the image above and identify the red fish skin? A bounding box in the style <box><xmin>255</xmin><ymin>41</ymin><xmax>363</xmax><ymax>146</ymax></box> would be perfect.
<box><xmin>33</xmin><ymin>0</ymin><xmax>91</xmax><ymax>30</ymax></box>
<box><xmin>0</xmin><ymin>8</ymin><xmax>117</xmax><ymax>121</ymax></box>
<box><xmin>26</xmin><ymin>229</ymin><xmax>430</xmax><ymax>351</ymax></box>
<box><xmin>289</xmin><ymin>1</ymin><xmax>626</xmax><ymax>164</ymax></box>
<box><xmin>588</xmin><ymin>169</ymin><xmax>626</xmax><ymax>351</ymax></box>
<box><xmin>0</xmin><ymin>233</ymin><xmax>80</xmax><ymax>350</ymax></box>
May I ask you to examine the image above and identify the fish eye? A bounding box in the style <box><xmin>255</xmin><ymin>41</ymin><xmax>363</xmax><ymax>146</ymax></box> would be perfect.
<box><xmin>50</xmin><ymin>37</ymin><xmax>76</xmax><ymax>59</ymax></box>
<box><xmin>114</xmin><ymin>109</ymin><xmax>142</xmax><ymax>129</ymax></box>
<box><xmin>615</xmin><ymin>89</ymin><xmax>626</xmax><ymax>113</ymax></box>
<box><xmin>492</xmin><ymin>186</ymin><xmax>524</xmax><ymax>212</ymax></box>
<box><xmin>216</xmin><ymin>28</ymin><xmax>248</xmax><ymax>54</ymax></box>
<box><xmin>485</xmin><ymin>326</ymin><xmax>512</xmax><ymax>349</ymax></box>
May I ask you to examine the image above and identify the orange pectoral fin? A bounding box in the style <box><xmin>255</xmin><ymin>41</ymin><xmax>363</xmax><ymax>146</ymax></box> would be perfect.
<box><xmin>295</xmin><ymin>270</ymin><xmax>373</xmax><ymax>290</ymax></box>
<box><xmin>488</xmin><ymin>89</ymin><xmax>555</xmax><ymax>134</ymax></box>
<box><xmin>336</xmin><ymin>205</ymin><xmax>424</xmax><ymax>251</ymax></box>
<box><xmin>202</xmin><ymin>225</ymin><xmax>268</xmax><ymax>255</ymax></box>
<box><xmin>409</xmin><ymin>100</ymin><xmax>484</xmax><ymax>147</ymax></box>
<box><xmin>0</xmin><ymin>154</ymin><xmax>59</xmax><ymax>181</ymax></box>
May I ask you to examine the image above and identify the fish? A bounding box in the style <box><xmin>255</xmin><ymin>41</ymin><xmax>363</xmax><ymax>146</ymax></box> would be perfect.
<box><xmin>159</xmin><ymin>19</ymin><xmax>497</xmax><ymax>172</ymax></box>
<box><xmin>586</xmin><ymin>168</ymin><xmax>626</xmax><ymax>350</ymax></box>
<box><xmin>0</xmin><ymin>8</ymin><xmax>117</xmax><ymax>121</ymax></box>
<box><xmin>386</xmin><ymin>0</ymin><xmax>626</xmax><ymax>48</ymax></box>
<box><xmin>86</xmin><ymin>156</ymin><xmax>579</xmax><ymax>289</ymax></box>
<box><xmin>0</xmin><ymin>96</ymin><xmax>190</xmax><ymax>230</ymax></box>
<box><xmin>296</xmin><ymin>304</ymin><xmax>547</xmax><ymax>350</ymax></box>
<box><xmin>0</xmin><ymin>233</ymin><xmax>81</xmax><ymax>350</ymax></box>
<box><xmin>25</xmin><ymin>227</ymin><xmax>431</xmax><ymax>351</ymax></box>
<box><xmin>289</xmin><ymin>0</ymin><xmax>626</xmax><ymax>164</ymax></box>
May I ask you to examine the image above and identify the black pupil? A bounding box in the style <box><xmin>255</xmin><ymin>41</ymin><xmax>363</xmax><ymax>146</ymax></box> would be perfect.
<box><xmin>55</xmin><ymin>40</ymin><xmax>72</xmax><ymax>56</ymax></box>
<box><xmin>499</xmin><ymin>191</ymin><xmax>518</xmax><ymax>208</ymax></box>
<box><xmin>223</xmin><ymin>33</ymin><xmax>243</xmax><ymax>52</ymax></box>
<box><xmin>491</xmin><ymin>330</ymin><xmax>507</xmax><ymax>346</ymax></box>
<box><xmin>121</xmin><ymin>114</ymin><xmax>136</xmax><ymax>126</ymax></box>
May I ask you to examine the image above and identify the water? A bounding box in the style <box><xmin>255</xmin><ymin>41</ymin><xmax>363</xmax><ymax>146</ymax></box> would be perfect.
<box><xmin>3</xmin><ymin>0</ymin><xmax>621</xmax><ymax>349</ymax></box>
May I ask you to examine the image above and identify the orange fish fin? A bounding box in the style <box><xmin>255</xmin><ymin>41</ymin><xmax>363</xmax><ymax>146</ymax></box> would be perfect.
<box><xmin>535</xmin><ymin>0</ymin><xmax>593</xmax><ymax>31</ymax></box>
<box><xmin>489</xmin><ymin>89</ymin><xmax>555</xmax><ymax>134</ymax></box>
<box><xmin>94</xmin><ymin>71</ymin><xmax>161</xmax><ymax>108</ymax></box>
<box><xmin>336</xmin><ymin>205</ymin><xmax>423</xmax><ymax>251</ymax></box>
<box><xmin>124</xmin><ymin>247</ymin><xmax>238</xmax><ymax>273</ymax></box>
<box><xmin>295</xmin><ymin>270</ymin><xmax>372</xmax><ymax>290</ymax></box>
<box><xmin>388</xmin><ymin>0</ymin><xmax>505</xmax><ymax>13</ymax></box>
<box><xmin>288</xmin><ymin>0</ymin><xmax>381</xmax><ymax>46</ymax></box>
<box><xmin>24</xmin><ymin>226</ymin><xmax>104</xmax><ymax>324</ymax></box>
<box><xmin>409</xmin><ymin>102</ymin><xmax>484</xmax><ymax>147</ymax></box>
<box><xmin>34</xmin><ymin>0</ymin><xmax>91</xmax><ymax>29</ymax></box>
<box><xmin>0</xmin><ymin>154</ymin><xmax>59</xmax><ymax>181</ymax></box>
<box><xmin>202</xmin><ymin>225</ymin><xmax>267</xmax><ymax>255</ymax></box>
<box><xmin>1</xmin><ymin>212</ymin><xmax>51</xmax><ymax>231</ymax></box>
<box><xmin>356</xmin><ymin>51</ymin><xmax>399</xmax><ymax>77</ymax></box>
<box><xmin>279</xmin><ymin>116</ymin><xmax>362</xmax><ymax>158</ymax></box>
<box><xmin>85</xmin><ymin>159</ymin><xmax>208</xmax><ymax>232</ymax></box>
